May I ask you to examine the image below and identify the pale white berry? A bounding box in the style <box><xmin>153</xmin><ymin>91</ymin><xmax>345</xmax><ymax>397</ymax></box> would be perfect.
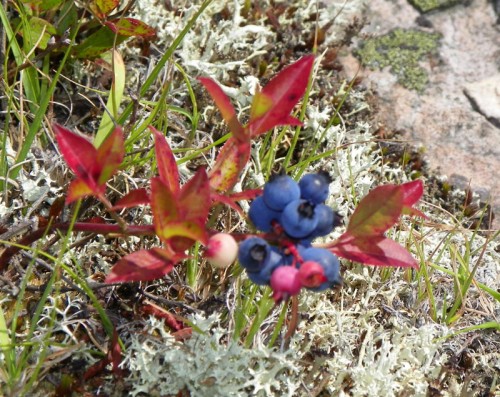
<box><xmin>205</xmin><ymin>233</ymin><xmax>238</xmax><ymax>269</ymax></box>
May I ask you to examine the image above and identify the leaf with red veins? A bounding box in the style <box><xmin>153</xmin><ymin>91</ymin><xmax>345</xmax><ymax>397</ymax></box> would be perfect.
<box><xmin>150</xmin><ymin>177</ymin><xmax>179</xmax><ymax>241</ymax></box>
<box><xmin>105</xmin><ymin>249</ymin><xmax>176</xmax><ymax>283</ymax></box>
<box><xmin>209</xmin><ymin>137</ymin><xmax>251</xmax><ymax>192</ymax></box>
<box><xmin>330</xmin><ymin>235</ymin><xmax>419</xmax><ymax>269</ymax></box>
<box><xmin>151</xmin><ymin>126</ymin><xmax>180</xmax><ymax>195</ymax></box>
<box><xmin>105</xmin><ymin>18</ymin><xmax>156</xmax><ymax>37</ymax></box>
<box><xmin>179</xmin><ymin>167</ymin><xmax>211</xmax><ymax>222</ymax></box>
<box><xmin>89</xmin><ymin>0</ymin><xmax>119</xmax><ymax>19</ymax></box>
<box><xmin>346</xmin><ymin>184</ymin><xmax>404</xmax><ymax>237</ymax></box>
<box><xmin>96</xmin><ymin>125</ymin><xmax>124</xmax><ymax>184</ymax></box>
<box><xmin>198</xmin><ymin>77</ymin><xmax>246</xmax><ymax>141</ymax></box>
<box><xmin>248</xmin><ymin>55</ymin><xmax>314</xmax><ymax>137</ymax></box>
<box><xmin>112</xmin><ymin>188</ymin><xmax>150</xmax><ymax>210</ymax></box>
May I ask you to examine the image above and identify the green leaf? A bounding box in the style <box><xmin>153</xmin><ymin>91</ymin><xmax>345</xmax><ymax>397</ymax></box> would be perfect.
<box><xmin>73</xmin><ymin>26</ymin><xmax>127</xmax><ymax>59</ymax></box>
<box><xmin>95</xmin><ymin>50</ymin><xmax>126</xmax><ymax>147</ymax></box>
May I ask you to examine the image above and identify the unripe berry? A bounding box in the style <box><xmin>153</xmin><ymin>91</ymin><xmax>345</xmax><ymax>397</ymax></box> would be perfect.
<box><xmin>298</xmin><ymin>261</ymin><xmax>327</xmax><ymax>288</ymax></box>
<box><xmin>270</xmin><ymin>265</ymin><xmax>302</xmax><ymax>302</ymax></box>
<box><xmin>205</xmin><ymin>233</ymin><xmax>238</xmax><ymax>268</ymax></box>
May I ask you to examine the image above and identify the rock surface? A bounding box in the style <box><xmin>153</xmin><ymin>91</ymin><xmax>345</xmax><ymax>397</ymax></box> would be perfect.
<box><xmin>336</xmin><ymin>0</ymin><xmax>500</xmax><ymax>229</ymax></box>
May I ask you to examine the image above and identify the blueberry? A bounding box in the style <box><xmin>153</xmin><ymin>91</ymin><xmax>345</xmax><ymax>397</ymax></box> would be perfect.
<box><xmin>305</xmin><ymin>204</ymin><xmax>340</xmax><ymax>239</ymax></box>
<box><xmin>248</xmin><ymin>196</ymin><xmax>281</xmax><ymax>232</ymax></box>
<box><xmin>280</xmin><ymin>199</ymin><xmax>319</xmax><ymax>238</ymax></box>
<box><xmin>298</xmin><ymin>171</ymin><xmax>331</xmax><ymax>204</ymax></box>
<box><xmin>300</xmin><ymin>247</ymin><xmax>341</xmax><ymax>291</ymax></box>
<box><xmin>263</xmin><ymin>174</ymin><xmax>300</xmax><ymax>210</ymax></box>
<box><xmin>247</xmin><ymin>250</ymin><xmax>283</xmax><ymax>285</ymax></box>
<box><xmin>238</xmin><ymin>237</ymin><xmax>271</xmax><ymax>273</ymax></box>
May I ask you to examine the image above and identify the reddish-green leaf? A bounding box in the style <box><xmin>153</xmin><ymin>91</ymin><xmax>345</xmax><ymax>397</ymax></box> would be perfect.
<box><xmin>112</xmin><ymin>189</ymin><xmax>150</xmax><ymax>210</ymax></box>
<box><xmin>151</xmin><ymin>177</ymin><xmax>179</xmax><ymax>243</ymax></box>
<box><xmin>89</xmin><ymin>0</ymin><xmax>119</xmax><ymax>19</ymax></box>
<box><xmin>198</xmin><ymin>77</ymin><xmax>246</xmax><ymax>141</ymax></box>
<box><xmin>346</xmin><ymin>184</ymin><xmax>404</xmax><ymax>237</ymax></box>
<box><xmin>179</xmin><ymin>168</ymin><xmax>211</xmax><ymax>222</ymax></box>
<box><xmin>96</xmin><ymin>125</ymin><xmax>125</xmax><ymax>184</ymax></box>
<box><xmin>209</xmin><ymin>137</ymin><xmax>251</xmax><ymax>192</ymax></box>
<box><xmin>157</xmin><ymin>221</ymin><xmax>208</xmax><ymax>244</ymax></box>
<box><xmin>66</xmin><ymin>178</ymin><xmax>100</xmax><ymax>204</ymax></box>
<box><xmin>151</xmin><ymin>126</ymin><xmax>180</xmax><ymax>195</ymax></box>
<box><xmin>330</xmin><ymin>235</ymin><xmax>419</xmax><ymax>269</ymax></box>
<box><xmin>54</xmin><ymin>123</ymin><xmax>100</xmax><ymax>184</ymax></box>
<box><xmin>248</xmin><ymin>55</ymin><xmax>314</xmax><ymax>137</ymax></box>
<box><xmin>109</xmin><ymin>328</ymin><xmax>123</xmax><ymax>378</ymax></box>
<box><xmin>105</xmin><ymin>18</ymin><xmax>156</xmax><ymax>37</ymax></box>
<box><xmin>105</xmin><ymin>249</ymin><xmax>175</xmax><ymax>283</ymax></box>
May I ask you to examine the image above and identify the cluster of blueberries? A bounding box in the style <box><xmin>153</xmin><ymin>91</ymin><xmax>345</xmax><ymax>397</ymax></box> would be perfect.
<box><xmin>238</xmin><ymin>172</ymin><xmax>343</xmax><ymax>301</ymax></box>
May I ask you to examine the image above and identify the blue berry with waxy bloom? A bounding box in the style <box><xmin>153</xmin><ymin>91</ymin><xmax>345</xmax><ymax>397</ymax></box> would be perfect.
<box><xmin>280</xmin><ymin>199</ymin><xmax>319</xmax><ymax>238</ymax></box>
<box><xmin>298</xmin><ymin>171</ymin><xmax>332</xmax><ymax>204</ymax></box>
<box><xmin>300</xmin><ymin>247</ymin><xmax>341</xmax><ymax>291</ymax></box>
<box><xmin>247</xmin><ymin>250</ymin><xmax>283</xmax><ymax>285</ymax></box>
<box><xmin>305</xmin><ymin>204</ymin><xmax>339</xmax><ymax>239</ymax></box>
<box><xmin>238</xmin><ymin>237</ymin><xmax>272</xmax><ymax>273</ymax></box>
<box><xmin>263</xmin><ymin>174</ymin><xmax>301</xmax><ymax>210</ymax></box>
<box><xmin>248</xmin><ymin>196</ymin><xmax>281</xmax><ymax>232</ymax></box>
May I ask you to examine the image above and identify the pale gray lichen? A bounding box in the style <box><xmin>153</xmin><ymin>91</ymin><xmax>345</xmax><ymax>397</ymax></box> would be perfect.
<box><xmin>122</xmin><ymin>314</ymin><xmax>301</xmax><ymax>396</ymax></box>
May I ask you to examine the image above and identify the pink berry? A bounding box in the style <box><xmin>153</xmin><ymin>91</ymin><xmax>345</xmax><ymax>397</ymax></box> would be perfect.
<box><xmin>270</xmin><ymin>266</ymin><xmax>302</xmax><ymax>302</ymax></box>
<box><xmin>298</xmin><ymin>261</ymin><xmax>327</xmax><ymax>288</ymax></box>
<box><xmin>205</xmin><ymin>233</ymin><xmax>238</xmax><ymax>268</ymax></box>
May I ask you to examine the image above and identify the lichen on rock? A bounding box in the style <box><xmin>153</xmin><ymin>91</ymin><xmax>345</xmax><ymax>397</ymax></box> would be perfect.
<box><xmin>355</xmin><ymin>28</ymin><xmax>441</xmax><ymax>92</ymax></box>
<box><xmin>408</xmin><ymin>0</ymin><xmax>466</xmax><ymax>13</ymax></box>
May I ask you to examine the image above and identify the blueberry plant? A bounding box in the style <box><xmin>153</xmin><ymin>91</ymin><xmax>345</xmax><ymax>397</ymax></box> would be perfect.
<box><xmin>0</xmin><ymin>55</ymin><xmax>425</xmax><ymax>304</ymax></box>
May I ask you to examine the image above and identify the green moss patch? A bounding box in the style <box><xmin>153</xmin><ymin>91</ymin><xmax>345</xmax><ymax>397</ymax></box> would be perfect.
<box><xmin>355</xmin><ymin>28</ymin><xmax>441</xmax><ymax>91</ymax></box>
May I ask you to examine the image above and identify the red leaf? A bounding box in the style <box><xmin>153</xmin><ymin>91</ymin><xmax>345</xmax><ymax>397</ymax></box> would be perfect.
<box><xmin>248</xmin><ymin>55</ymin><xmax>314</xmax><ymax>136</ymax></box>
<box><xmin>401</xmin><ymin>180</ymin><xmax>427</xmax><ymax>218</ymax></box>
<box><xmin>96</xmin><ymin>125</ymin><xmax>125</xmax><ymax>184</ymax></box>
<box><xmin>210</xmin><ymin>192</ymin><xmax>244</xmax><ymax>216</ymax></box>
<box><xmin>330</xmin><ymin>235</ymin><xmax>419</xmax><ymax>268</ymax></box>
<box><xmin>105</xmin><ymin>18</ymin><xmax>156</xmax><ymax>37</ymax></box>
<box><xmin>209</xmin><ymin>137</ymin><xmax>251</xmax><ymax>192</ymax></box>
<box><xmin>89</xmin><ymin>0</ymin><xmax>119</xmax><ymax>19</ymax></box>
<box><xmin>346</xmin><ymin>184</ymin><xmax>404</xmax><ymax>237</ymax></box>
<box><xmin>151</xmin><ymin>177</ymin><xmax>179</xmax><ymax>242</ymax></box>
<box><xmin>198</xmin><ymin>77</ymin><xmax>246</xmax><ymax>141</ymax></box>
<box><xmin>112</xmin><ymin>188</ymin><xmax>150</xmax><ymax>210</ymax></box>
<box><xmin>179</xmin><ymin>168</ymin><xmax>211</xmax><ymax>222</ymax></box>
<box><xmin>141</xmin><ymin>301</ymin><xmax>183</xmax><ymax>331</ymax></box>
<box><xmin>108</xmin><ymin>328</ymin><xmax>123</xmax><ymax>378</ymax></box>
<box><xmin>54</xmin><ymin>124</ymin><xmax>100</xmax><ymax>186</ymax></box>
<box><xmin>151</xmin><ymin>126</ymin><xmax>180</xmax><ymax>196</ymax></box>
<box><xmin>105</xmin><ymin>249</ymin><xmax>175</xmax><ymax>283</ymax></box>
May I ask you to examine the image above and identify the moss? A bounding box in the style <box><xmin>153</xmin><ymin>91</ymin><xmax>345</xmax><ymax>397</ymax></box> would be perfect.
<box><xmin>355</xmin><ymin>28</ymin><xmax>440</xmax><ymax>92</ymax></box>
<box><xmin>408</xmin><ymin>0</ymin><xmax>466</xmax><ymax>13</ymax></box>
